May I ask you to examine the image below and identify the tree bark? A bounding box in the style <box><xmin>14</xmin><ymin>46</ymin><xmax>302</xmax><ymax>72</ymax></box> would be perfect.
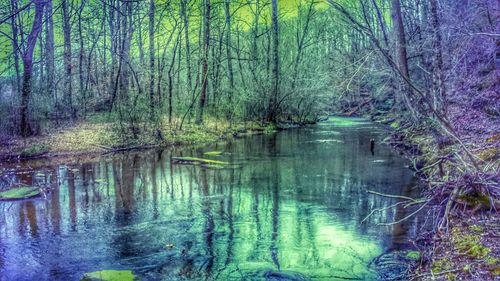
<box><xmin>391</xmin><ymin>0</ymin><xmax>417</xmax><ymax>121</ymax></box>
<box><xmin>225</xmin><ymin>0</ymin><xmax>234</xmax><ymax>117</ymax></box>
<box><xmin>44</xmin><ymin>0</ymin><xmax>55</xmax><ymax>106</ymax></box>
<box><xmin>267</xmin><ymin>0</ymin><xmax>279</xmax><ymax>123</ymax></box>
<box><xmin>430</xmin><ymin>0</ymin><xmax>447</xmax><ymax>115</ymax></box>
<box><xmin>62</xmin><ymin>0</ymin><xmax>74</xmax><ymax>118</ymax></box>
<box><xmin>197</xmin><ymin>0</ymin><xmax>210</xmax><ymax>124</ymax></box>
<box><xmin>149</xmin><ymin>0</ymin><xmax>155</xmax><ymax>120</ymax></box>
<box><xmin>20</xmin><ymin>0</ymin><xmax>46</xmax><ymax>137</ymax></box>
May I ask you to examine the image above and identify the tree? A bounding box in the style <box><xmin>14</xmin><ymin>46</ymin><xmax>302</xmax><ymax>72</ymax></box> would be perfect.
<box><xmin>62</xmin><ymin>0</ymin><xmax>74</xmax><ymax>117</ymax></box>
<box><xmin>391</xmin><ymin>0</ymin><xmax>417</xmax><ymax>121</ymax></box>
<box><xmin>20</xmin><ymin>0</ymin><xmax>46</xmax><ymax>136</ymax></box>
<box><xmin>267</xmin><ymin>0</ymin><xmax>280</xmax><ymax>122</ymax></box>
<box><xmin>197</xmin><ymin>0</ymin><xmax>211</xmax><ymax>124</ymax></box>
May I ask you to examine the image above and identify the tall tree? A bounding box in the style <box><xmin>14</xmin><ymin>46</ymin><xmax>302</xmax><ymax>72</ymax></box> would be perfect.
<box><xmin>430</xmin><ymin>0</ymin><xmax>446</xmax><ymax>115</ymax></box>
<box><xmin>224</xmin><ymin>0</ymin><xmax>235</xmax><ymax>118</ymax></box>
<box><xmin>267</xmin><ymin>0</ymin><xmax>280</xmax><ymax>122</ymax></box>
<box><xmin>62</xmin><ymin>0</ymin><xmax>74</xmax><ymax>117</ymax></box>
<box><xmin>148</xmin><ymin>0</ymin><xmax>155</xmax><ymax>120</ymax></box>
<box><xmin>20</xmin><ymin>0</ymin><xmax>46</xmax><ymax>136</ymax></box>
<box><xmin>197</xmin><ymin>0</ymin><xmax>211</xmax><ymax>124</ymax></box>
<box><xmin>44</xmin><ymin>0</ymin><xmax>55</xmax><ymax>105</ymax></box>
<box><xmin>391</xmin><ymin>0</ymin><xmax>417</xmax><ymax>121</ymax></box>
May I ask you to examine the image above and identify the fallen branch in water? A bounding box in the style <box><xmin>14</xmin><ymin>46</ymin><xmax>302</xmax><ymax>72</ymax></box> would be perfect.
<box><xmin>367</xmin><ymin>190</ymin><xmax>420</xmax><ymax>202</ymax></box>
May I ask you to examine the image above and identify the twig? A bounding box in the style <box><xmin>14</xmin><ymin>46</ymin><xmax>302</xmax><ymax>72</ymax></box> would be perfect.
<box><xmin>367</xmin><ymin>190</ymin><xmax>419</xmax><ymax>202</ymax></box>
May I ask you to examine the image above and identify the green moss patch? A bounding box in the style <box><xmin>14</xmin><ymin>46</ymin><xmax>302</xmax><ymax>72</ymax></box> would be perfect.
<box><xmin>0</xmin><ymin>187</ymin><xmax>41</xmax><ymax>200</ymax></box>
<box><xmin>81</xmin><ymin>270</ymin><xmax>139</xmax><ymax>281</ymax></box>
<box><xmin>406</xmin><ymin>251</ymin><xmax>421</xmax><ymax>260</ymax></box>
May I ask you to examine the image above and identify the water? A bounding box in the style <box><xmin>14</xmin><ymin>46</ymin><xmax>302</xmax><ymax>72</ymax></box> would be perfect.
<box><xmin>0</xmin><ymin>118</ymin><xmax>423</xmax><ymax>281</ymax></box>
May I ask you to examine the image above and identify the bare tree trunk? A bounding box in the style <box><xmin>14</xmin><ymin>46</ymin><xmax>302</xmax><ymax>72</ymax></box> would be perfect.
<box><xmin>44</xmin><ymin>0</ymin><xmax>55</xmax><ymax>107</ymax></box>
<box><xmin>430</xmin><ymin>0</ymin><xmax>447</xmax><ymax>115</ymax></box>
<box><xmin>77</xmin><ymin>1</ymin><xmax>86</xmax><ymax>116</ymax></box>
<box><xmin>391</xmin><ymin>0</ymin><xmax>417</xmax><ymax>121</ymax></box>
<box><xmin>197</xmin><ymin>0</ymin><xmax>210</xmax><ymax>124</ymax></box>
<box><xmin>149</xmin><ymin>0</ymin><xmax>155</xmax><ymax>120</ymax></box>
<box><xmin>20</xmin><ymin>0</ymin><xmax>46</xmax><ymax>137</ymax></box>
<box><xmin>225</xmin><ymin>0</ymin><xmax>234</xmax><ymax>118</ymax></box>
<box><xmin>62</xmin><ymin>0</ymin><xmax>74</xmax><ymax>118</ymax></box>
<box><xmin>9</xmin><ymin>0</ymin><xmax>22</xmax><ymax>97</ymax></box>
<box><xmin>181</xmin><ymin>0</ymin><xmax>193</xmax><ymax>93</ymax></box>
<box><xmin>267</xmin><ymin>0</ymin><xmax>279</xmax><ymax>122</ymax></box>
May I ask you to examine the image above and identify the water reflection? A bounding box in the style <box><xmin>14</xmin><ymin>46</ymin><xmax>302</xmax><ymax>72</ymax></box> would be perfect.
<box><xmin>0</xmin><ymin>120</ymin><xmax>424</xmax><ymax>280</ymax></box>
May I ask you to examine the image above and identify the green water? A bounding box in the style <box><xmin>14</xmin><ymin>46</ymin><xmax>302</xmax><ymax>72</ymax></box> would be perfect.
<box><xmin>0</xmin><ymin>118</ymin><xmax>421</xmax><ymax>280</ymax></box>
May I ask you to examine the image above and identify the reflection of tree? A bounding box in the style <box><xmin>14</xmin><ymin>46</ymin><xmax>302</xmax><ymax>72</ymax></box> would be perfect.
<box><xmin>200</xmin><ymin>168</ymin><xmax>214</xmax><ymax>275</ymax></box>
<box><xmin>269</xmin><ymin>133</ymin><xmax>281</xmax><ymax>270</ymax></box>
<box><xmin>391</xmin><ymin>177</ymin><xmax>421</xmax><ymax>249</ymax></box>
<box><xmin>17</xmin><ymin>201</ymin><xmax>39</xmax><ymax>237</ymax></box>
<box><xmin>112</xmin><ymin>154</ymin><xmax>138</xmax><ymax>258</ymax></box>
<box><xmin>67</xmin><ymin>170</ymin><xmax>77</xmax><ymax>231</ymax></box>
<box><xmin>50</xmin><ymin>176</ymin><xmax>61</xmax><ymax>235</ymax></box>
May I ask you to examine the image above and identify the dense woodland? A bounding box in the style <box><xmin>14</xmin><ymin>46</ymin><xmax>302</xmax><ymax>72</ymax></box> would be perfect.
<box><xmin>0</xmin><ymin>0</ymin><xmax>498</xmax><ymax>137</ymax></box>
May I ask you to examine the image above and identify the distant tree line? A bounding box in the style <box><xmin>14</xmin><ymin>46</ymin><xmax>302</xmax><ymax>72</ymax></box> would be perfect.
<box><xmin>0</xmin><ymin>0</ymin><xmax>333</xmax><ymax>138</ymax></box>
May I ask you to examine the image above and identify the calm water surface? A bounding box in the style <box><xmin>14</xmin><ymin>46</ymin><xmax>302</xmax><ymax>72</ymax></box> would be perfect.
<box><xmin>0</xmin><ymin>118</ymin><xmax>423</xmax><ymax>280</ymax></box>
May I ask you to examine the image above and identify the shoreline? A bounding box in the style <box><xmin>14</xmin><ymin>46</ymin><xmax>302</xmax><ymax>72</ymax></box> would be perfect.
<box><xmin>0</xmin><ymin>119</ymin><xmax>289</xmax><ymax>163</ymax></box>
<box><xmin>371</xmin><ymin>114</ymin><xmax>499</xmax><ymax>281</ymax></box>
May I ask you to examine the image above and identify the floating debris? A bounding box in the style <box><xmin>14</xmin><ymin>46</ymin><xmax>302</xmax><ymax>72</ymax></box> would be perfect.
<box><xmin>172</xmin><ymin>157</ymin><xmax>228</xmax><ymax>166</ymax></box>
<box><xmin>203</xmin><ymin>151</ymin><xmax>223</xmax><ymax>156</ymax></box>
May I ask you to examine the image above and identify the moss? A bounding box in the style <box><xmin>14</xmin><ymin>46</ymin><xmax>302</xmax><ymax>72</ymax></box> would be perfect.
<box><xmin>0</xmin><ymin>187</ymin><xmax>40</xmax><ymax>200</ymax></box>
<box><xmin>406</xmin><ymin>251</ymin><xmax>421</xmax><ymax>260</ymax></box>
<box><xmin>478</xmin><ymin>148</ymin><xmax>498</xmax><ymax>161</ymax></box>
<box><xmin>81</xmin><ymin>270</ymin><xmax>139</xmax><ymax>281</ymax></box>
<box><xmin>486</xmin><ymin>134</ymin><xmax>500</xmax><ymax>143</ymax></box>
<box><xmin>490</xmin><ymin>266</ymin><xmax>500</xmax><ymax>276</ymax></box>
<box><xmin>20</xmin><ymin>144</ymin><xmax>49</xmax><ymax>157</ymax></box>
<box><xmin>486</xmin><ymin>257</ymin><xmax>499</xmax><ymax>265</ymax></box>
<box><xmin>390</xmin><ymin>121</ymin><xmax>400</xmax><ymax>129</ymax></box>
<box><xmin>452</xmin><ymin>229</ymin><xmax>490</xmax><ymax>258</ymax></box>
<box><xmin>456</xmin><ymin>193</ymin><xmax>493</xmax><ymax>210</ymax></box>
<box><xmin>432</xmin><ymin>258</ymin><xmax>453</xmax><ymax>273</ymax></box>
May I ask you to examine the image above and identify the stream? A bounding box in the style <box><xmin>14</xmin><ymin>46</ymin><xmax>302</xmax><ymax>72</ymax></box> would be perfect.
<box><xmin>0</xmin><ymin>117</ymin><xmax>424</xmax><ymax>280</ymax></box>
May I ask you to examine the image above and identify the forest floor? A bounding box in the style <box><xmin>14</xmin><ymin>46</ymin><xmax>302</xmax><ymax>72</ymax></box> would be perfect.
<box><xmin>0</xmin><ymin>116</ymin><xmax>278</xmax><ymax>161</ymax></box>
<box><xmin>372</xmin><ymin>103</ymin><xmax>499</xmax><ymax>280</ymax></box>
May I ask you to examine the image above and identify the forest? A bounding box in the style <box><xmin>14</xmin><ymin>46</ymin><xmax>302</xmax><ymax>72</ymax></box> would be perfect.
<box><xmin>0</xmin><ymin>0</ymin><xmax>499</xmax><ymax>280</ymax></box>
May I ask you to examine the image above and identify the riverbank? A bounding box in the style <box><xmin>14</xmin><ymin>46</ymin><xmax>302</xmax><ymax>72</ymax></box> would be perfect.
<box><xmin>371</xmin><ymin>111</ymin><xmax>499</xmax><ymax>280</ymax></box>
<box><xmin>0</xmin><ymin>116</ymin><xmax>281</xmax><ymax>161</ymax></box>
